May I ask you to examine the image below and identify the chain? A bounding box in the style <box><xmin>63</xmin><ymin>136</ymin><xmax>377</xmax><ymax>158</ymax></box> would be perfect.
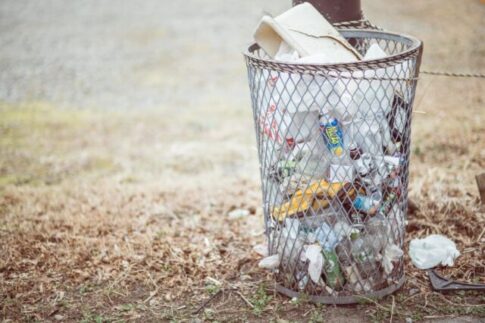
<box><xmin>420</xmin><ymin>70</ymin><xmax>485</xmax><ymax>79</ymax></box>
<box><xmin>334</xmin><ymin>17</ymin><xmax>484</xmax><ymax>80</ymax></box>
<box><xmin>333</xmin><ymin>15</ymin><xmax>382</xmax><ymax>31</ymax></box>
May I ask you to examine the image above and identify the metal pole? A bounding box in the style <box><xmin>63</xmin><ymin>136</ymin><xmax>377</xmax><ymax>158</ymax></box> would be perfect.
<box><xmin>292</xmin><ymin>0</ymin><xmax>362</xmax><ymax>23</ymax></box>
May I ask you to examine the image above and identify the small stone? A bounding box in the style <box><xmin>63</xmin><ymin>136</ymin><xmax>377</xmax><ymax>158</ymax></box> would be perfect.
<box><xmin>54</xmin><ymin>315</ymin><xmax>64</xmax><ymax>321</ymax></box>
<box><xmin>409</xmin><ymin>288</ymin><xmax>419</xmax><ymax>296</ymax></box>
<box><xmin>228</xmin><ymin>209</ymin><xmax>249</xmax><ymax>219</ymax></box>
<box><xmin>252</xmin><ymin>243</ymin><xmax>268</xmax><ymax>257</ymax></box>
<box><xmin>405</xmin><ymin>318</ymin><xmax>413</xmax><ymax>323</ymax></box>
<box><xmin>258</xmin><ymin>254</ymin><xmax>280</xmax><ymax>269</ymax></box>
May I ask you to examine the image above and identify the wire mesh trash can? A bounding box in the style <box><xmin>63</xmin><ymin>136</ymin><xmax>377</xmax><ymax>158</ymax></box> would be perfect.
<box><xmin>244</xmin><ymin>29</ymin><xmax>423</xmax><ymax>304</ymax></box>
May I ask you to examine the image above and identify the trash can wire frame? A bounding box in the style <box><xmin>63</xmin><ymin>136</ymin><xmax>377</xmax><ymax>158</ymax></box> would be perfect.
<box><xmin>244</xmin><ymin>29</ymin><xmax>423</xmax><ymax>304</ymax></box>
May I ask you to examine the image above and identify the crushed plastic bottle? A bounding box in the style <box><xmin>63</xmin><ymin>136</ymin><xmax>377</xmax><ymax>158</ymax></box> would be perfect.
<box><xmin>313</xmin><ymin>222</ymin><xmax>339</xmax><ymax>250</ymax></box>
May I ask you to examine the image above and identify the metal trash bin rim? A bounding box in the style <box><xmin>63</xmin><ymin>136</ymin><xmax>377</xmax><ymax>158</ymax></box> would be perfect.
<box><xmin>244</xmin><ymin>29</ymin><xmax>423</xmax><ymax>80</ymax></box>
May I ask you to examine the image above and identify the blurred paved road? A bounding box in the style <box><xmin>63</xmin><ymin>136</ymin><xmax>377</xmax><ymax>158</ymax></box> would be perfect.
<box><xmin>0</xmin><ymin>0</ymin><xmax>483</xmax><ymax>110</ymax></box>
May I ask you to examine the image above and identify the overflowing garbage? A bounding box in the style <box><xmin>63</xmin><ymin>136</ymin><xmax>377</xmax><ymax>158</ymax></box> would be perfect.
<box><xmin>245</xmin><ymin>3</ymin><xmax>423</xmax><ymax>300</ymax></box>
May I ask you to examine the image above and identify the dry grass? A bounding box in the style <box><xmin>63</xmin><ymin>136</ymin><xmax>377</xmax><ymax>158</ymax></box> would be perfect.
<box><xmin>1</xmin><ymin>80</ymin><xmax>484</xmax><ymax>322</ymax></box>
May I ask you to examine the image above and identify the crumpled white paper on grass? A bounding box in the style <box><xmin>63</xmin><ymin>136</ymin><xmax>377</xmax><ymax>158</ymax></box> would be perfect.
<box><xmin>409</xmin><ymin>234</ymin><xmax>460</xmax><ymax>270</ymax></box>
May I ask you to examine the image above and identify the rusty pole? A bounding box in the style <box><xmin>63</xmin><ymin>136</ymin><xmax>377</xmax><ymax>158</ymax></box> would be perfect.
<box><xmin>292</xmin><ymin>0</ymin><xmax>362</xmax><ymax>23</ymax></box>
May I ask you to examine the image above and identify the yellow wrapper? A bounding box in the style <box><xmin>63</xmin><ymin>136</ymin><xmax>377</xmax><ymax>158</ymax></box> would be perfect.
<box><xmin>272</xmin><ymin>180</ymin><xmax>347</xmax><ymax>221</ymax></box>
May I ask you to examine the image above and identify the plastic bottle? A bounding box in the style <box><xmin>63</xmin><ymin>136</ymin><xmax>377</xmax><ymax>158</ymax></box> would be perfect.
<box><xmin>350</xmin><ymin>234</ymin><xmax>381</xmax><ymax>279</ymax></box>
<box><xmin>322</xmin><ymin>250</ymin><xmax>345</xmax><ymax>290</ymax></box>
<box><xmin>319</xmin><ymin>114</ymin><xmax>344</xmax><ymax>158</ymax></box>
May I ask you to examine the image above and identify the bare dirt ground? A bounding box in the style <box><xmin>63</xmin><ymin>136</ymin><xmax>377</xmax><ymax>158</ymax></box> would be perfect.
<box><xmin>0</xmin><ymin>0</ymin><xmax>484</xmax><ymax>322</ymax></box>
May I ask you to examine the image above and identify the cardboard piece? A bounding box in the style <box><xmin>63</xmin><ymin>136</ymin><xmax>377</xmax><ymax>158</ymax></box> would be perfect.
<box><xmin>254</xmin><ymin>3</ymin><xmax>361</xmax><ymax>62</ymax></box>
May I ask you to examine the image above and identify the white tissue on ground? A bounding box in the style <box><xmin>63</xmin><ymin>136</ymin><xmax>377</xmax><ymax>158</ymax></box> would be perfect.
<box><xmin>409</xmin><ymin>234</ymin><xmax>460</xmax><ymax>270</ymax></box>
<box><xmin>258</xmin><ymin>254</ymin><xmax>281</xmax><ymax>269</ymax></box>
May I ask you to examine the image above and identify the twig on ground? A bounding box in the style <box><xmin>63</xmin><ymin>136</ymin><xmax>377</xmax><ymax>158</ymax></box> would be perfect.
<box><xmin>434</xmin><ymin>293</ymin><xmax>485</xmax><ymax>307</ymax></box>
<box><xmin>357</xmin><ymin>296</ymin><xmax>390</xmax><ymax>312</ymax></box>
<box><xmin>424</xmin><ymin>315</ymin><xmax>456</xmax><ymax>319</ymax></box>
<box><xmin>402</xmin><ymin>292</ymin><xmax>421</xmax><ymax>304</ymax></box>
<box><xmin>235</xmin><ymin>291</ymin><xmax>254</xmax><ymax>309</ymax></box>
<box><xmin>476</xmin><ymin>227</ymin><xmax>485</xmax><ymax>243</ymax></box>
<box><xmin>389</xmin><ymin>296</ymin><xmax>395</xmax><ymax>323</ymax></box>
<box><xmin>475</xmin><ymin>173</ymin><xmax>485</xmax><ymax>204</ymax></box>
<box><xmin>192</xmin><ymin>289</ymin><xmax>223</xmax><ymax>315</ymax></box>
<box><xmin>143</xmin><ymin>289</ymin><xmax>159</xmax><ymax>303</ymax></box>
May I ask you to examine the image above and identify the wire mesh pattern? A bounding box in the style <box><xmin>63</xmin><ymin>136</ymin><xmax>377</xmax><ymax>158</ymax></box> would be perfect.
<box><xmin>244</xmin><ymin>30</ymin><xmax>423</xmax><ymax>304</ymax></box>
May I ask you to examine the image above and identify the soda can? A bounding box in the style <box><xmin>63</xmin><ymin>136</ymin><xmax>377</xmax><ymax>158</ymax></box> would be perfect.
<box><xmin>320</xmin><ymin>117</ymin><xmax>344</xmax><ymax>157</ymax></box>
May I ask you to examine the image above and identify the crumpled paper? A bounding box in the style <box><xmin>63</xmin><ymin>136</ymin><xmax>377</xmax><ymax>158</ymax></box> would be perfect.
<box><xmin>409</xmin><ymin>234</ymin><xmax>460</xmax><ymax>270</ymax></box>
<box><xmin>382</xmin><ymin>244</ymin><xmax>404</xmax><ymax>274</ymax></box>
<box><xmin>302</xmin><ymin>244</ymin><xmax>324</xmax><ymax>284</ymax></box>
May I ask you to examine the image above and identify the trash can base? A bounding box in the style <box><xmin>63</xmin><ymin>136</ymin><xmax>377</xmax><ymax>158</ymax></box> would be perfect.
<box><xmin>276</xmin><ymin>276</ymin><xmax>405</xmax><ymax>304</ymax></box>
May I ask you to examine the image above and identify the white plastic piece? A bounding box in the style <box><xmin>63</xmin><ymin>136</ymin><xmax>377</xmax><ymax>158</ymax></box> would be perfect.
<box><xmin>303</xmin><ymin>244</ymin><xmax>324</xmax><ymax>284</ymax></box>
<box><xmin>258</xmin><ymin>254</ymin><xmax>281</xmax><ymax>269</ymax></box>
<box><xmin>333</xmin><ymin>221</ymin><xmax>353</xmax><ymax>243</ymax></box>
<box><xmin>409</xmin><ymin>235</ymin><xmax>460</xmax><ymax>270</ymax></box>
<box><xmin>383</xmin><ymin>155</ymin><xmax>400</xmax><ymax>167</ymax></box>
<box><xmin>382</xmin><ymin>244</ymin><xmax>404</xmax><ymax>274</ymax></box>
<box><xmin>287</xmin><ymin>110</ymin><xmax>320</xmax><ymax>142</ymax></box>
<box><xmin>329</xmin><ymin>163</ymin><xmax>354</xmax><ymax>183</ymax></box>
<box><xmin>364</xmin><ymin>43</ymin><xmax>388</xmax><ymax>60</ymax></box>
<box><xmin>357</xmin><ymin>120</ymin><xmax>383</xmax><ymax>155</ymax></box>
<box><xmin>314</xmin><ymin>222</ymin><xmax>339</xmax><ymax>250</ymax></box>
<box><xmin>283</xmin><ymin>218</ymin><xmax>301</xmax><ymax>241</ymax></box>
<box><xmin>274</xmin><ymin>41</ymin><xmax>300</xmax><ymax>62</ymax></box>
<box><xmin>277</xmin><ymin>218</ymin><xmax>305</xmax><ymax>267</ymax></box>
